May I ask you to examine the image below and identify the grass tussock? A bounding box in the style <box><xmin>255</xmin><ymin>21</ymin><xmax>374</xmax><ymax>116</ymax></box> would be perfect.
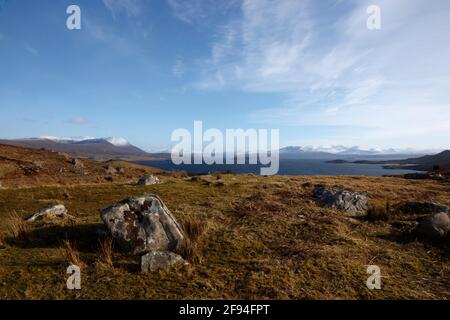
<box><xmin>60</xmin><ymin>239</ymin><xmax>84</xmax><ymax>267</ymax></box>
<box><xmin>367</xmin><ymin>202</ymin><xmax>392</xmax><ymax>222</ymax></box>
<box><xmin>7</xmin><ymin>211</ymin><xmax>29</xmax><ymax>243</ymax></box>
<box><xmin>96</xmin><ymin>237</ymin><xmax>114</xmax><ymax>269</ymax></box>
<box><xmin>0</xmin><ymin>232</ymin><xmax>5</xmax><ymax>249</ymax></box>
<box><xmin>179</xmin><ymin>218</ymin><xmax>208</xmax><ymax>264</ymax></box>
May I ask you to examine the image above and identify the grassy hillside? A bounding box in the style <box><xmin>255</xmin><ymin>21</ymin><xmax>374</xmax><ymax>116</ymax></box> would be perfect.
<box><xmin>0</xmin><ymin>173</ymin><xmax>449</xmax><ymax>299</ymax></box>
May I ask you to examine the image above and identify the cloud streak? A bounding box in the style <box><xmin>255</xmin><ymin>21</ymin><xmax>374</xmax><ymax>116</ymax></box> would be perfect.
<box><xmin>193</xmin><ymin>0</ymin><xmax>450</xmax><ymax>148</ymax></box>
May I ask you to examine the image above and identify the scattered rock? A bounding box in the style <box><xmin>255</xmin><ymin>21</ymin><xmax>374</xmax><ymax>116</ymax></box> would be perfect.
<box><xmin>137</xmin><ymin>176</ymin><xmax>160</xmax><ymax>186</ymax></box>
<box><xmin>24</xmin><ymin>205</ymin><xmax>74</xmax><ymax>223</ymax></box>
<box><xmin>415</xmin><ymin>212</ymin><xmax>450</xmax><ymax>240</ymax></box>
<box><xmin>117</xmin><ymin>167</ymin><xmax>125</xmax><ymax>174</ymax></box>
<box><xmin>104</xmin><ymin>165</ymin><xmax>117</xmax><ymax>175</ymax></box>
<box><xmin>312</xmin><ymin>186</ymin><xmax>368</xmax><ymax>216</ymax></box>
<box><xmin>62</xmin><ymin>190</ymin><xmax>71</xmax><ymax>199</ymax></box>
<box><xmin>100</xmin><ymin>194</ymin><xmax>186</xmax><ymax>254</ymax></box>
<box><xmin>58</xmin><ymin>152</ymin><xmax>70</xmax><ymax>160</ymax></box>
<box><xmin>398</xmin><ymin>201</ymin><xmax>448</xmax><ymax>215</ymax></box>
<box><xmin>19</xmin><ymin>162</ymin><xmax>41</xmax><ymax>175</ymax></box>
<box><xmin>69</xmin><ymin>158</ymin><xmax>84</xmax><ymax>168</ymax></box>
<box><xmin>141</xmin><ymin>251</ymin><xmax>185</xmax><ymax>273</ymax></box>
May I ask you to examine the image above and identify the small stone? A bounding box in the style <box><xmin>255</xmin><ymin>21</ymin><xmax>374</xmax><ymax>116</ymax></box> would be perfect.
<box><xmin>312</xmin><ymin>186</ymin><xmax>368</xmax><ymax>216</ymax></box>
<box><xmin>141</xmin><ymin>251</ymin><xmax>185</xmax><ymax>273</ymax></box>
<box><xmin>24</xmin><ymin>205</ymin><xmax>73</xmax><ymax>223</ymax></box>
<box><xmin>137</xmin><ymin>176</ymin><xmax>160</xmax><ymax>186</ymax></box>
<box><xmin>416</xmin><ymin>212</ymin><xmax>450</xmax><ymax>240</ymax></box>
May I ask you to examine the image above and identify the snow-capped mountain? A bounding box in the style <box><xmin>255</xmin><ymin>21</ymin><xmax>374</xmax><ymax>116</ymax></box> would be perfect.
<box><xmin>39</xmin><ymin>136</ymin><xmax>131</xmax><ymax>147</ymax></box>
<box><xmin>0</xmin><ymin>136</ymin><xmax>149</xmax><ymax>160</ymax></box>
<box><xmin>280</xmin><ymin>145</ymin><xmax>437</xmax><ymax>155</ymax></box>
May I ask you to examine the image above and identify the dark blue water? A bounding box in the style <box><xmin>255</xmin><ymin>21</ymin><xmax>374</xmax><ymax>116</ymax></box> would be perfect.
<box><xmin>137</xmin><ymin>159</ymin><xmax>421</xmax><ymax>176</ymax></box>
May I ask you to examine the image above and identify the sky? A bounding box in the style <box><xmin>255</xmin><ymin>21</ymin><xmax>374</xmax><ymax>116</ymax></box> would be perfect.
<box><xmin>0</xmin><ymin>0</ymin><xmax>449</xmax><ymax>151</ymax></box>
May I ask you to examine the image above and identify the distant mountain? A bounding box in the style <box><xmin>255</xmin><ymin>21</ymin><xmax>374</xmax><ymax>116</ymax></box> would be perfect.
<box><xmin>390</xmin><ymin>150</ymin><xmax>450</xmax><ymax>171</ymax></box>
<box><xmin>279</xmin><ymin>145</ymin><xmax>430</xmax><ymax>161</ymax></box>
<box><xmin>0</xmin><ymin>137</ymin><xmax>160</xmax><ymax>160</ymax></box>
<box><xmin>280</xmin><ymin>145</ymin><xmax>435</xmax><ymax>156</ymax></box>
<box><xmin>328</xmin><ymin>150</ymin><xmax>450</xmax><ymax>171</ymax></box>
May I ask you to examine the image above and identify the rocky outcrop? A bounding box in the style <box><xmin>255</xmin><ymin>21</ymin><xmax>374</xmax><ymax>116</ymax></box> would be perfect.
<box><xmin>415</xmin><ymin>212</ymin><xmax>450</xmax><ymax>240</ymax></box>
<box><xmin>100</xmin><ymin>194</ymin><xmax>186</xmax><ymax>254</ymax></box>
<box><xmin>137</xmin><ymin>176</ymin><xmax>160</xmax><ymax>186</ymax></box>
<box><xmin>105</xmin><ymin>165</ymin><xmax>117</xmax><ymax>175</ymax></box>
<box><xmin>398</xmin><ymin>202</ymin><xmax>448</xmax><ymax>215</ymax></box>
<box><xmin>313</xmin><ymin>186</ymin><xmax>368</xmax><ymax>216</ymax></box>
<box><xmin>141</xmin><ymin>251</ymin><xmax>185</xmax><ymax>273</ymax></box>
<box><xmin>24</xmin><ymin>204</ymin><xmax>73</xmax><ymax>222</ymax></box>
<box><xmin>69</xmin><ymin>158</ymin><xmax>84</xmax><ymax>168</ymax></box>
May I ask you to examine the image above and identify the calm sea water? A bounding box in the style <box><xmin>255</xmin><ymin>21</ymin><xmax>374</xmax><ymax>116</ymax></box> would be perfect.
<box><xmin>137</xmin><ymin>159</ymin><xmax>421</xmax><ymax>176</ymax></box>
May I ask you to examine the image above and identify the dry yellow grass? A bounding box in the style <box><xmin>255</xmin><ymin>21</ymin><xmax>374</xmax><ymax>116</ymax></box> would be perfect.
<box><xmin>0</xmin><ymin>173</ymin><xmax>449</xmax><ymax>299</ymax></box>
<box><xmin>96</xmin><ymin>238</ymin><xmax>114</xmax><ymax>269</ymax></box>
<box><xmin>60</xmin><ymin>239</ymin><xmax>84</xmax><ymax>268</ymax></box>
<box><xmin>7</xmin><ymin>211</ymin><xmax>28</xmax><ymax>243</ymax></box>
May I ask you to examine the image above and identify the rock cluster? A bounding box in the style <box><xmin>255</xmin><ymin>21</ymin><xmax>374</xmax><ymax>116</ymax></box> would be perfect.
<box><xmin>100</xmin><ymin>194</ymin><xmax>186</xmax><ymax>273</ymax></box>
<box><xmin>137</xmin><ymin>176</ymin><xmax>160</xmax><ymax>186</ymax></box>
<box><xmin>312</xmin><ymin>186</ymin><xmax>368</xmax><ymax>216</ymax></box>
<box><xmin>24</xmin><ymin>204</ymin><xmax>74</xmax><ymax>222</ymax></box>
<box><xmin>416</xmin><ymin>212</ymin><xmax>450</xmax><ymax>240</ymax></box>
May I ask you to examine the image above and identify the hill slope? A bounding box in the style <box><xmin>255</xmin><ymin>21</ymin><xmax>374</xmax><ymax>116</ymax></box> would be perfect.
<box><xmin>0</xmin><ymin>138</ymin><xmax>159</xmax><ymax>161</ymax></box>
<box><xmin>0</xmin><ymin>171</ymin><xmax>449</xmax><ymax>299</ymax></box>
<box><xmin>0</xmin><ymin>144</ymin><xmax>159</xmax><ymax>188</ymax></box>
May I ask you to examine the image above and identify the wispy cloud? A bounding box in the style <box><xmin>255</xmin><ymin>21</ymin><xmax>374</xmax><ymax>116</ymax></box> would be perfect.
<box><xmin>68</xmin><ymin>116</ymin><xmax>90</xmax><ymax>125</ymax></box>
<box><xmin>167</xmin><ymin>0</ymin><xmax>238</xmax><ymax>24</ymax></box>
<box><xmin>194</xmin><ymin>0</ymin><xmax>450</xmax><ymax>147</ymax></box>
<box><xmin>24</xmin><ymin>44</ymin><xmax>38</xmax><ymax>55</ymax></box>
<box><xmin>102</xmin><ymin>0</ymin><xmax>143</xmax><ymax>18</ymax></box>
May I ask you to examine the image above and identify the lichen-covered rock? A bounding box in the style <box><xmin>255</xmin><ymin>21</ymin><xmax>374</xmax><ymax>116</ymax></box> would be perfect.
<box><xmin>399</xmin><ymin>202</ymin><xmax>448</xmax><ymax>215</ymax></box>
<box><xmin>137</xmin><ymin>176</ymin><xmax>160</xmax><ymax>186</ymax></box>
<box><xmin>141</xmin><ymin>251</ymin><xmax>185</xmax><ymax>273</ymax></box>
<box><xmin>313</xmin><ymin>186</ymin><xmax>368</xmax><ymax>216</ymax></box>
<box><xmin>24</xmin><ymin>205</ymin><xmax>72</xmax><ymax>222</ymax></box>
<box><xmin>100</xmin><ymin>194</ymin><xmax>185</xmax><ymax>254</ymax></box>
<box><xmin>104</xmin><ymin>165</ymin><xmax>117</xmax><ymax>175</ymax></box>
<box><xmin>416</xmin><ymin>212</ymin><xmax>450</xmax><ymax>240</ymax></box>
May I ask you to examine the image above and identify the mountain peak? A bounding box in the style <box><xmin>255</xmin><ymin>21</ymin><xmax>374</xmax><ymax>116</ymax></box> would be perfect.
<box><xmin>106</xmin><ymin>137</ymin><xmax>130</xmax><ymax>146</ymax></box>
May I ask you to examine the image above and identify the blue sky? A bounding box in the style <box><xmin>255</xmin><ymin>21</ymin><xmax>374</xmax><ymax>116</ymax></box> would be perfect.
<box><xmin>0</xmin><ymin>0</ymin><xmax>449</xmax><ymax>151</ymax></box>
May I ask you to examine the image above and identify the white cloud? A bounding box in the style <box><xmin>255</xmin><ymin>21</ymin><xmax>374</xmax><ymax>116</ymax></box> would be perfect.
<box><xmin>24</xmin><ymin>44</ymin><xmax>38</xmax><ymax>55</ymax></box>
<box><xmin>195</xmin><ymin>0</ymin><xmax>450</xmax><ymax>148</ymax></box>
<box><xmin>167</xmin><ymin>0</ymin><xmax>238</xmax><ymax>24</ymax></box>
<box><xmin>68</xmin><ymin>116</ymin><xmax>90</xmax><ymax>125</ymax></box>
<box><xmin>102</xmin><ymin>0</ymin><xmax>143</xmax><ymax>18</ymax></box>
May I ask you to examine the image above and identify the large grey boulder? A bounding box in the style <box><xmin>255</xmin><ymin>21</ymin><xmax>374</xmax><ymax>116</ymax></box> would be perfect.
<box><xmin>24</xmin><ymin>204</ymin><xmax>73</xmax><ymax>222</ymax></box>
<box><xmin>138</xmin><ymin>176</ymin><xmax>160</xmax><ymax>186</ymax></box>
<box><xmin>313</xmin><ymin>186</ymin><xmax>368</xmax><ymax>216</ymax></box>
<box><xmin>416</xmin><ymin>212</ymin><xmax>450</xmax><ymax>240</ymax></box>
<box><xmin>141</xmin><ymin>251</ymin><xmax>185</xmax><ymax>273</ymax></box>
<box><xmin>399</xmin><ymin>202</ymin><xmax>448</xmax><ymax>215</ymax></box>
<box><xmin>100</xmin><ymin>194</ymin><xmax>186</xmax><ymax>254</ymax></box>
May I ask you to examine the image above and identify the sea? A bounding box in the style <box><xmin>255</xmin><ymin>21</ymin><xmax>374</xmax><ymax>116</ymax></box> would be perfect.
<box><xmin>137</xmin><ymin>158</ymin><xmax>421</xmax><ymax>176</ymax></box>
